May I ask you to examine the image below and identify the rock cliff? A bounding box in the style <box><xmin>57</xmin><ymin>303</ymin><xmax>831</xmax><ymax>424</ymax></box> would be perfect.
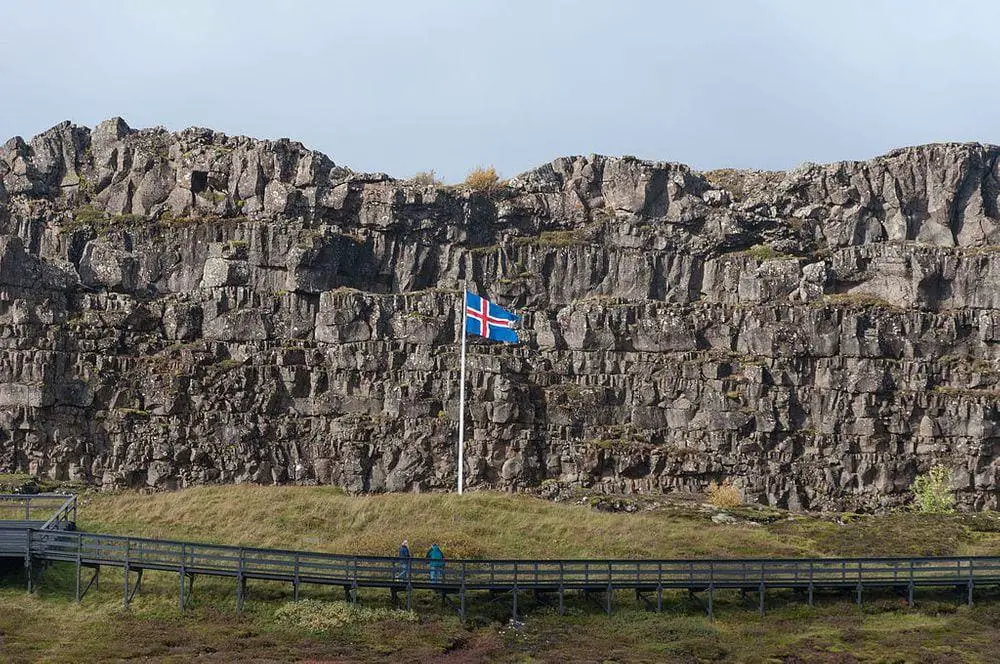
<box><xmin>2</xmin><ymin>118</ymin><xmax>1000</xmax><ymax>511</ymax></box>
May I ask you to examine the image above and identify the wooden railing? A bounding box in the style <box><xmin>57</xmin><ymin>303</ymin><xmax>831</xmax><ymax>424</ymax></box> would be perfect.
<box><xmin>5</xmin><ymin>495</ymin><xmax>1000</xmax><ymax>619</ymax></box>
<box><xmin>0</xmin><ymin>494</ymin><xmax>75</xmax><ymax>524</ymax></box>
<box><xmin>22</xmin><ymin>528</ymin><xmax>1000</xmax><ymax>617</ymax></box>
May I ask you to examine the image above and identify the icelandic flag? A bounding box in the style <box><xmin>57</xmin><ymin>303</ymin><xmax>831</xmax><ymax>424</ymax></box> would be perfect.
<box><xmin>465</xmin><ymin>292</ymin><xmax>520</xmax><ymax>343</ymax></box>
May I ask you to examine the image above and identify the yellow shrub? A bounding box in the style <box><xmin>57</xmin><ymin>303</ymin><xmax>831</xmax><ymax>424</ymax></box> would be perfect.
<box><xmin>464</xmin><ymin>166</ymin><xmax>500</xmax><ymax>192</ymax></box>
<box><xmin>707</xmin><ymin>481</ymin><xmax>742</xmax><ymax>509</ymax></box>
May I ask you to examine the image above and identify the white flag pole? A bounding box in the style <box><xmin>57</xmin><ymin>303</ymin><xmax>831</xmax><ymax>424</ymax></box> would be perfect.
<box><xmin>457</xmin><ymin>285</ymin><xmax>468</xmax><ymax>495</ymax></box>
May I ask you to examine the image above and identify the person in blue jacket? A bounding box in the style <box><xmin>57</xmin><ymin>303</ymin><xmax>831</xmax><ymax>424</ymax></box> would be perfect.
<box><xmin>396</xmin><ymin>540</ymin><xmax>411</xmax><ymax>581</ymax></box>
<box><xmin>427</xmin><ymin>543</ymin><xmax>445</xmax><ymax>582</ymax></box>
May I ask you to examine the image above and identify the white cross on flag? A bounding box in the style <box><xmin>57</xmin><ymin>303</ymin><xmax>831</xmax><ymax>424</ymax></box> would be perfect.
<box><xmin>464</xmin><ymin>291</ymin><xmax>520</xmax><ymax>343</ymax></box>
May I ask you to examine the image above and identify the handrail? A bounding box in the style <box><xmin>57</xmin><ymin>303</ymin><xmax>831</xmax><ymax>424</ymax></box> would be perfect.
<box><xmin>26</xmin><ymin>529</ymin><xmax>1000</xmax><ymax>586</ymax></box>
<box><xmin>27</xmin><ymin>528</ymin><xmax>1000</xmax><ymax>567</ymax></box>
<box><xmin>40</xmin><ymin>495</ymin><xmax>77</xmax><ymax>531</ymax></box>
<box><xmin>9</xmin><ymin>493</ymin><xmax>1000</xmax><ymax>618</ymax></box>
<box><xmin>0</xmin><ymin>493</ymin><xmax>76</xmax><ymax>523</ymax></box>
<box><xmin>10</xmin><ymin>494</ymin><xmax>1000</xmax><ymax>602</ymax></box>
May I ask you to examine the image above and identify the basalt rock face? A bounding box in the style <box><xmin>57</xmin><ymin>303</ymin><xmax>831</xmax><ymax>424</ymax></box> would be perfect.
<box><xmin>2</xmin><ymin>118</ymin><xmax>1000</xmax><ymax>511</ymax></box>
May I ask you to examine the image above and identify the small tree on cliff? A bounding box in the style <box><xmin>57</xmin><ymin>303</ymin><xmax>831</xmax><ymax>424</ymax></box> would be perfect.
<box><xmin>911</xmin><ymin>464</ymin><xmax>955</xmax><ymax>513</ymax></box>
<box><xmin>464</xmin><ymin>166</ymin><xmax>500</xmax><ymax>193</ymax></box>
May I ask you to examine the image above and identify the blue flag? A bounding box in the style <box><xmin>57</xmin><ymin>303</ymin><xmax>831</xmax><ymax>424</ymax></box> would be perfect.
<box><xmin>465</xmin><ymin>292</ymin><xmax>520</xmax><ymax>343</ymax></box>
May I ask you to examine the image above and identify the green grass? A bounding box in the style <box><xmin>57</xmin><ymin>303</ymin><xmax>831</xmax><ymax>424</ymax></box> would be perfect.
<box><xmin>510</xmin><ymin>227</ymin><xmax>594</xmax><ymax>249</ymax></box>
<box><xmin>4</xmin><ymin>486</ymin><xmax>1000</xmax><ymax>662</ymax></box>
<box><xmin>818</xmin><ymin>292</ymin><xmax>901</xmax><ymax>310</ymax></box>
<box><xmin>741</xmin><ymin>243</ymin><xmax>791</xmax><ymax>260</ymax></box>
<box><xmin>0</xmin><ymin>473</ymin><xmax>35</xmax><ymax>493</ymax></box>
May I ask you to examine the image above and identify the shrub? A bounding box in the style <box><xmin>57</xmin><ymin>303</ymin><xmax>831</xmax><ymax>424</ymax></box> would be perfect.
<box><xmin>745</xmin><ymin>244</ymin><xmax>788</xmax><ymax>261</ymax></box>
<box><xmin>274</xmin><ymin>600</ymin><xmax>417</xmax><ymax>633</ymax></box>
<box><xmin>911</xmin><ymin>464</ymin><xmax>955</xmax><ymax>513</ymax></box>
<box><xmin>707</xmin><ymin>480</ymin><xmax>742</xmax><ymax>509</ymax></box>
<box><xmin>409</xmin><ymin>170</ymin><xmax>441</xmax><ymax>186</ymax></box>
<box><xmin>73</xmin><ymin>204</ymin><xmax>106</xmax><ymax>225</ymax></box>
<box><xmin>464</xmin><ymin>166</ymin><xmax>500</xmax><ymax>192</ymax></box>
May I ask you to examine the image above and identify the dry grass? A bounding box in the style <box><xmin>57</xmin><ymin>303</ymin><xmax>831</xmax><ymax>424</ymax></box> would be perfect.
<box><xmin>76</xmin><ymin>486</ymin><xmax>1000</xmax><ymax>560</ymax></box>
<box><xmin>707</xmin><ymin>481</ymin><xmax>742</xmax><ymax>509</ymax></box>
<box><xmin>77</xmin><ymin>485</ymin><xmax>814</xmax><ymax>560</ymax></box>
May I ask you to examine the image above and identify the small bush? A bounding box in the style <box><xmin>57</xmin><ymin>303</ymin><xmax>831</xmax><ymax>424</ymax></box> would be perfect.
<box><xmin>464</xmin><ymin>166</ymin><xmax>500</xmax><ymax>193</ymax></box>
<box><xmin>74</xmin><ymin>204</ymin><xmax>106</xmax><ymax>225</ymax></box>
<box><xmin>707</xmin><ymin>480</ymin><xmax>742</xmax><ymax>509</ymax></box>
<box><xmin>821</xmin><ymin>292</ymin><xmax>898</xmax><ymax>310</ymax></box>
<box><xmin>274</xmin><ymin>600</ymin><xmax>417</xmax><ymax>633</ymax></box>
<box><xmin>911</xmin><ymin>464</ymin><xmax>955</xmax><ymax>513</ymax></box>
<box><xmin>409</xmin><ymin>170</ymin><xmax>441</xmax><ymax>187</ymax></box>
<box><xmin>745</xmin><ymin>244</ymin><xmax>788</xmax><ymax>261</ymax></box>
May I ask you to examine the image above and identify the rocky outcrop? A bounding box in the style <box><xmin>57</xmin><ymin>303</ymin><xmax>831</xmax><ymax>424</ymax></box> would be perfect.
<box><xmin>2</xmin><ymin>118</ymin><xmax>1000</xmax><ymax>511</ymax></box>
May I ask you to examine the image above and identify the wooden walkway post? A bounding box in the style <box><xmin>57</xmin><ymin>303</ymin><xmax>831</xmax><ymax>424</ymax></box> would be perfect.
<box><xmin>74</xmin><ymin>536</ymin><xmax>82</xmax><ymax>602</ymax></box>
<box><xmin>179</xmin><ymin>543</ymin><xmax>187</xmax><ymax>611</ymax></box>
<box><xmin>24</xmin><ymin>529</ymin><xmax>32</xmax><ymax>594</ymax></box>
<box><xmin>236</xmin><ymin>548</ymin><xmax>246</xmax><ymax>613</ymax></box>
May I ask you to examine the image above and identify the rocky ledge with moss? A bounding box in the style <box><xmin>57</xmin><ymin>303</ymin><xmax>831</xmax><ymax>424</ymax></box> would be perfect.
<box><xmin>2</xmin><ymin>118</ymin><xmax>1000</xmax><ymax>510</ymax></box>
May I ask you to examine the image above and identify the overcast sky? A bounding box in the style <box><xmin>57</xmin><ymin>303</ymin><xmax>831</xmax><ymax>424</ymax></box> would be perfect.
<box><xmin>2</xmin><ymin>1</ymin><xmax>997</xmax><ymax>182</ymax></box>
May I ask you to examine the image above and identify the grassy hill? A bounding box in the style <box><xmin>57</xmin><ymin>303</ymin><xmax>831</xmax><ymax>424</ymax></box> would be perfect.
<box><xmin>2</xmin><ymin>485</ymin><xmax>1000</xmax><ymax>662</ymax></box>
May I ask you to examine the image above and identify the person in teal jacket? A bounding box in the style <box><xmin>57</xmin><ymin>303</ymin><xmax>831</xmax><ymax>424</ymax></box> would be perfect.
<box><xmin>427</xmin><ymin>543</ymin><xmax>445</xmax><ymax>582</ymax></box>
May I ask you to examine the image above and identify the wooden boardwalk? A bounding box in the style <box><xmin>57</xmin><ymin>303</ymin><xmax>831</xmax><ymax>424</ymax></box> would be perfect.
<box><xmin>3</xmin><ymin>493</ymin><xmax>999</xmax><ymax>619</ymax></box>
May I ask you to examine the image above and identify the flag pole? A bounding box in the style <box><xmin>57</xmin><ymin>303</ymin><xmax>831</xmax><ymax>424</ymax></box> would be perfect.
<box><xmin>458</xmin><ymin>283</ymin><xmax>468</xmax><ymax>495</ymax></box>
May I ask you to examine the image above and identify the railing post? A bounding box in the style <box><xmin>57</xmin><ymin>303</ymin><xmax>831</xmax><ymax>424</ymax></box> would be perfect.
<box><xmin>351</xmin><ymin>556</ymin><xmax>358</xmax><ymax>604</ymax></box>
<box><xmin>237</xmin><ymin>548</ymin><xmax>245</xmax><ymax>613</ymax></box>
<box><xmin>967</xmin><ymin>559</ymin><xmax>974</xmax><ymax>608</ymax></box>
<box><xmin>760</xmin><ymin>562</ymin><xmax>767</xmax><ymax>616</ymax></box>
<box><xmin>24</xmin><ymin>528</ymin><xmax>32</xmax><ymax>593</ymax></box>
<box><xmin>75</xmin><ymin>536</ymin><xmax>82</xmax><ymax>602</ymax></box>
<box><xmin>606</xmin><ymin>562</ymin><xmax>612</xmax><ymax>616</ymax></box>
<box><xmin>123</xmin><ymin>541</ymin><xmax>131</xmax><ymax>609</ymax></box>
<box><xmin>708</xmin><ymin>561</ymin><xmax>714</xmax><ymax>620</ymax></box>
<box><xmin>908</xmin><ymin>560</ymin><xmax>914</xmax><ymax>608</ymax></box>
<box><xmin>759</xmin><ymin>561</ymin><xmax>765</xmax><ymax>616</ymax></box>
<box><xmin>512</xmin><ymin>561</ymin><xmax>519</xmax><ymax>621</ymax></box>
<box><xmin>558</xmin><ymin>561</ymin><xmax>565</xmax><ymax>615</ymax></box>
<box><xmin>179</xmin><ymin>543</ymin><xmax>187</xmax><ymax>611</ymax></box>
<box><xmin>293</xmin><ymin>553</ymin><xmax>300</xmax><ymax>601</ymax></box>
<box><xmin>656</xmin><ymin>562</ymin><xmax>663</xmax><ymax>613</ymax></box>
<box><xmin>808</xmin><ymin>560</ymin><xmax>814</xmax><ymax>608</ymax></box>
<box><xmin>459</xmin><ymin>562</ymin><xmax>467</xmax><ymax>622</ymax></box>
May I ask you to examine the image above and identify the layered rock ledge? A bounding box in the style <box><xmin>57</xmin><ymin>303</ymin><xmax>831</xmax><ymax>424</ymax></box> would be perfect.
<box><xmin>2</xmin><ymin>118</ymin><xmax>1000</xmax><ymax>510</ymax></box>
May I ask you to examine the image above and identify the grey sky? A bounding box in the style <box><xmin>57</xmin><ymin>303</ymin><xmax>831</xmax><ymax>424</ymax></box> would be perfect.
<box><xmin>2</xmin><ymin>1</ymin><xmax>997</xmax><ymax>182</ymax></box>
